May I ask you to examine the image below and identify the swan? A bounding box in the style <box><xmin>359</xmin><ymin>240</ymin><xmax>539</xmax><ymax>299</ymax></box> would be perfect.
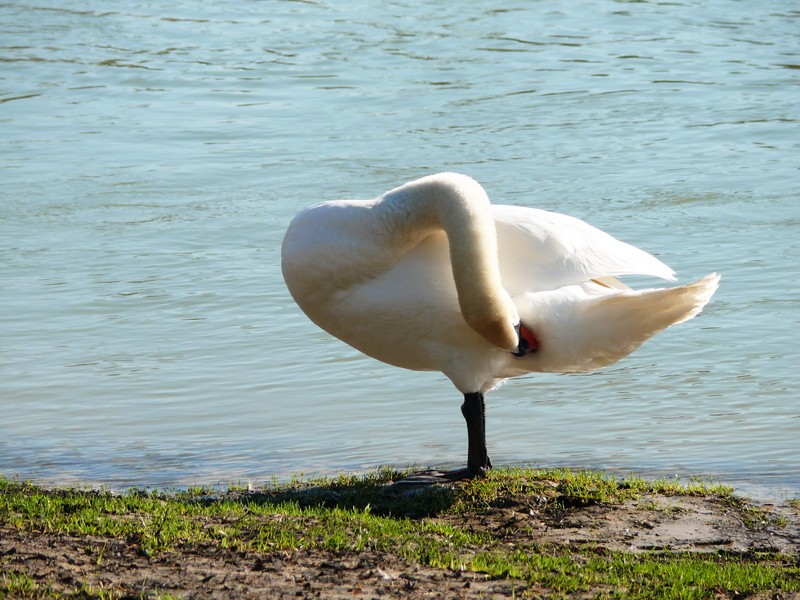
<box><xmin>281</xmin><ymin>173</ymin><xmax>719</xmax><ymax>481</ymax></box>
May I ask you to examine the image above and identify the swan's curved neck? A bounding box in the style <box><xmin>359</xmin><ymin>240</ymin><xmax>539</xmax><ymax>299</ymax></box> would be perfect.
<box><xmin>381</xmin><ymin>173</ymin><xmax>518</xmax><ymax>351</ymax></box>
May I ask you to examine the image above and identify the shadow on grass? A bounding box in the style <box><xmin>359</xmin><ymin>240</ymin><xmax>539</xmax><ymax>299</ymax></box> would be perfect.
<box><xmin>187</xmin><ymin>470</ymin><xmax>461</xmax><ymax>519</ymax></box>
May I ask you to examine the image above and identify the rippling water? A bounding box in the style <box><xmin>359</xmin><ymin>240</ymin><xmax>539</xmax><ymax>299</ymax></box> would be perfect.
<box><xmin>1</xmin><ymin>1</ymin><xmax>798</xmax><ymax>498</ymax></box>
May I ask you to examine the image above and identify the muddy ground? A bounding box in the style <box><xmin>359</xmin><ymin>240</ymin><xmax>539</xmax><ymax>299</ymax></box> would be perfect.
<box><xmin>1</xmin><ymin>490</ymin><xmax>798</xmax><ymax>599</ymax></box>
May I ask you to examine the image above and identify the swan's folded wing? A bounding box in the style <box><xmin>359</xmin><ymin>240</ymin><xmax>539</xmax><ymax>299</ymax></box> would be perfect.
<box><xmin>492</xmin><ymin>204</ymin><xmax>676</xmax><ymax>295</ymax></box>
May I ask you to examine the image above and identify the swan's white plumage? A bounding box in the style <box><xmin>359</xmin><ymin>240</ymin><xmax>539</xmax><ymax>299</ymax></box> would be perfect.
<box><xmin>282</xmin><ymin>173</ymin><xmax>719</xmax><ymax>394</ymax></box>
<box><xmin>491</xmin><ymin>204</ymin><xmax>677</xmax><ymax>295</ymax></box>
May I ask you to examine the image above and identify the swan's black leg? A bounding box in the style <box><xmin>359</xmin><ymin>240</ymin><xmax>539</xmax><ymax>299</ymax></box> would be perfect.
<box><xmin>462</xmin><ymin>391</ymin><xmax>492</xmax><ymax>477</ymax></box>
<box><xmin>392</xmin><ymin>392</ymin><xmax>492</xmax><ymax>485</ymax></box>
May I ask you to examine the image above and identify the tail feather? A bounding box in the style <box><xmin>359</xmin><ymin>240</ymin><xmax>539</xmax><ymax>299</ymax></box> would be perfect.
<box><xmin>669</xmin><ymin>273</ymin><xmax>720</xmax><ymax>325</ymax></box>
<box><xmin>517</xmin><ymin>273</ymin><xmax>720</xmax><ymax>373</ymax></box>
<box><xmin>599</xmin><ymin>272</ymin><xmax>720</xmax><ymax>329</ymax></box>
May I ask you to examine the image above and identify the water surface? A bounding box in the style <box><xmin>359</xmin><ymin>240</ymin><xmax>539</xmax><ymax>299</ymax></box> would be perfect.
<box><xmin>1</xmin><ymin>1</ymin><xmax>798</xmax><ymax>498</ymax></box>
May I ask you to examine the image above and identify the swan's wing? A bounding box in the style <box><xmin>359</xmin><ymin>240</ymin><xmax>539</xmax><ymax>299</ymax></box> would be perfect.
<box><xmin>492</xmin><ymin>204</ymin><xmax>676</xmax><ymax>295</ymax></box>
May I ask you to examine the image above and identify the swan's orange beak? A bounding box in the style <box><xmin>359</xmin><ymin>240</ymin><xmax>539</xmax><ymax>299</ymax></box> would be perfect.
<box><xmin>512</xmin><ymin>322</ymin><xmax>539</xmax><ymax>356</ymax></box>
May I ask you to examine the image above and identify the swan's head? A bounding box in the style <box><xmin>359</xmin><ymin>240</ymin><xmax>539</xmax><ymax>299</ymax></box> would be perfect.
<box><xmin>512</xmin><ymin>322</ymin><xmax>539</xmax><ymax>357</ymax></box>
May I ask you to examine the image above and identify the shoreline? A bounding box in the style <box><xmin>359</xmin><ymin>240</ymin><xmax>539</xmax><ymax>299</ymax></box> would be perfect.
<box><xmin>5</xmin><ymin>464</ymin><xmax>800</xmax><ymax>504</ymax></box>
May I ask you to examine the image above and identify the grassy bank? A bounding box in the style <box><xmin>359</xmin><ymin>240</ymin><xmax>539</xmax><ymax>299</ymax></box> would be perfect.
<box><xmin>1</xmin><ymin>468</ymin><xmax>798</xmax><ymax>598</ymax></box>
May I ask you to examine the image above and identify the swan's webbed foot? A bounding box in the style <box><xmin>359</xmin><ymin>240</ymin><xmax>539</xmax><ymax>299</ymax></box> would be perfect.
<box><xmin>393</xmin><ymin>465</ymin><xmax>488</xmax><ymax>486</ymax></box>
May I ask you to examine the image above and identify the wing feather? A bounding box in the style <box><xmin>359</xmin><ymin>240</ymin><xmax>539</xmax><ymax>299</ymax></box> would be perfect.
<box><xmin>493</xmin><ymin>204</ymin><xmax>676</xmax><ymax>296</ymax></box>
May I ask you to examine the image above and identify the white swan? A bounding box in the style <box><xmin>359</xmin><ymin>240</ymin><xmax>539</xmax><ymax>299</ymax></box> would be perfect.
<box><xmin>281</xmin><ymin>173</ymin><xmax>719</xmax><ymax>480</ymax></box>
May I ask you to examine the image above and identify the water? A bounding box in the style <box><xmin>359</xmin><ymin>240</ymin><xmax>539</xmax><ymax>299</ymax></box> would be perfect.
<box><xmin>1</xmin><ymin>1</ymin><xmax>798</xmax><ymax>499</ymax></box>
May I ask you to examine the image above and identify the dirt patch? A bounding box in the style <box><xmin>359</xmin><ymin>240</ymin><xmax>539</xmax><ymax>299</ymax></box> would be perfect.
<box><xmin>437</xmin><ymin>493</ymin><xmax>800</xmax><ymax>556</ymax></box>
<box><xmin>1</xmin><ymin>491</ymin><xmax>798</xmax><ymax>599</ymax></box>
<box><xmin>1</xmin><ymin>528</ymin><xmax>526</xmax><ymax>599</ymax></box>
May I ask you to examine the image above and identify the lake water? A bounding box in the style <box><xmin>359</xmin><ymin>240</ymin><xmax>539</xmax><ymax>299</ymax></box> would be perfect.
<box><xmin>1</xmin><ymin>1</ymin><xmax>798</xmax><ymax>499</ymax></box>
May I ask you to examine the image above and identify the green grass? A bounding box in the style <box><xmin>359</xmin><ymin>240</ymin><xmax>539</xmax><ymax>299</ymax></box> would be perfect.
<box><xmin>1</xmin><ymin>468</ymin><xmax>797</xmax><ymax>599</ymax></box>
